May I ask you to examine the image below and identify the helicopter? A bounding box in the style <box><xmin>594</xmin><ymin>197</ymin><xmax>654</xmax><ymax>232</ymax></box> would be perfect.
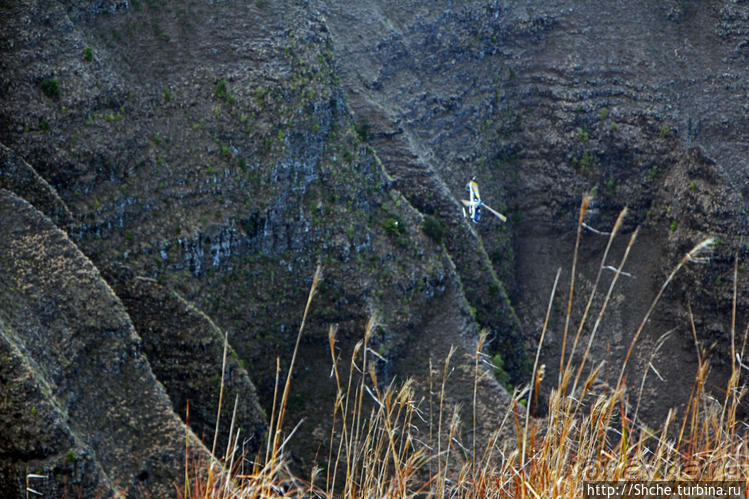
<box><xmin>461</xmin><ymin>178</ymin><xmax>507</xmax><ymax>224</ymax></box>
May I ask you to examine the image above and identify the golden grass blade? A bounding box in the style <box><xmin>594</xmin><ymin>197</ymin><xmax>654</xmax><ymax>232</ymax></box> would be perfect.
<box><xmin>616</xmin><ymin>238</ymin><xmax>715</xmax><ymax>391</ymax></box>
<box><xmin>273</xmin><ymin>265</ymin><xmax>321</xmax><ymax>460</ymax></box>
<box><xmin>564</xmin><ymin>207</ymin><xmax>628</xmax><ymax>393</ymax></box>
<box><xmin>522</xmin><ymin>267</ymin><xmax>561</xmax><ymax>469</ymax></box>
<box><xmin>560</xmin><ymin>194</ymin><xmax>591</xmax><ymax>385</ymax></box>
<box><xmin>572</xmin><ymin>226</ymin><xmax>638</xmax><ymax>399</ymax></box>
<box><xmin>206</xmin><ymin>322</ymin><xmax>231</xmax><ymax>497</ymax></box>
<box><xmin>473</xmin><ymin>329</ymin><xmax>487</xmax><ymax>483</ymax></box>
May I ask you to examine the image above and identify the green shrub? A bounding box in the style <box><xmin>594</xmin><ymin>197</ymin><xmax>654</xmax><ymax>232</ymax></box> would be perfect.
<box><xmin>215</xmin><ymin>79</ymin><xmax>229</xmax><ymax>101</ymax></box>
<box><xmin>648</xmin><ymin>165</ymin><xmax>659</xmax><ymax>181</ymax></box>
<box><xmin>41</xmin><ymin>78</ymin><xmax>59</xmax><ymax>98</ymax></box>
<box><xmin>39</xmin><ymin>118</ymin><xmax>50</xmax><ymax>132</ymax></box>
<box><xmin>571</xmin><ymin>151</ymin><xmax>596</xmax><ymax>175</ymax></box>
<box><xmin>491</xmin><ymin>353</ymin><xmax>510</xmax><ymax>389</ymax></box>
<box><xmin>355</xmin><ymin>121</ymin><xmax>371</xmax><ymax>142</ymax></box>
<box><xmin>83</xmin><ymin>47</ymin><xmax>93</xmax><ymax>61</ymax></box>
<box><xmin>255</xmin><ymin>86</ymin><xmax>267</xmax><ymax>107</ymax></box>
<box><xmin>383</xmin><ymin>216</ymin><xmax>405</xmax><ymax>237</ymax></box>
<box><xmin>422</xmin><ymin>216</ymin><xmax>444</xmax><ymax>243</ymax></box>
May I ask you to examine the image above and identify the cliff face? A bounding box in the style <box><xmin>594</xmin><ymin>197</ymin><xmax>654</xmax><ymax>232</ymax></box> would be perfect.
<box><xmin>0</xmin><ymin>0</ymin><xmax>508</xmax><ymax>492</ymax></box>
<box><xmin>1</xmin><ymin>0</ymin><xmax>748</xmax><ymax>493</ymax></box>
<box><xmin>314</xmin><ymin>0</ymin><xmax>749</xmax><ymax>423</ymax></box>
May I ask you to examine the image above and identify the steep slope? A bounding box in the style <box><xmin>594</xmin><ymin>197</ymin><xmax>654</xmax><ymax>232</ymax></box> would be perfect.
<box><xmin>0</xmin><ymin>0</ymin><xmax>510</xmax><ymax>480</ymax></box>
<box><xmin>105</xmin><ymin>264</ymin><xmax>267</xmax><ymax>455</ymax></box>
<box><xmin>0</xmin><ymin>188</ymin><xmax>211</xmax><ymax>496</ymax></box>
<box><xmin>0</xmin><ymin>144</ymin><xmax>73</xmax><ymax>230</ymax></box>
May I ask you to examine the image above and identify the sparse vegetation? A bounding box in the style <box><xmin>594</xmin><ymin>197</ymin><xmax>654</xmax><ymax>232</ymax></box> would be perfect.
<box><xmin>83</xmin><ymin>47</ymin><xmax>93</xmax><ymax>62</ymax></box>
<box><xmin>571</xmin><ymin>150</ymin><xmax>596</xmax><ymax>174</ymax></box>
<box><xmin>354</xmin><ymin>121</ymin><xmax>370</xmax><ymax>142</ymax></box>
<box><xmin>383</xmin><ymin>215</ymin><xmax>405</xmax><ymax>237</ymax></box>
<box><xmin>255</xmin><ymin>86</ymin><xmax>267</xmax><ymax>108</ymax></box>
<box><xmin>215</xmin><ymin>79</ymin><xmax>230</xmax><ymax>102</ymax></box>
<box><xmin>422</xmin><ymin>215</ymin><xmax>444</xmax><ymax>243</ymax></box>
<box><xmin>40</xmin><ymin>78</ymin><xmax>59</xmax><ymax>98</ymax></box>
<box><xmin>491</xmin><ymin>352</ymin><xmax>510</xmax><ymax>388</ymax></box>
<box><xmin>648</xmin><ymin>164</ymin><xmax>659</xmax><ymax>181</ymax></box>
<box><xmin>576</xmin><ymin>127</ymin><xmax>589</xmax><ymax>142</ymax></box>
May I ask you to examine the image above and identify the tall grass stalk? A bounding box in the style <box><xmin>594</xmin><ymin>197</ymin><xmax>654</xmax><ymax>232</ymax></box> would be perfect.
<box><xmin>522</xmin><ymin>267</ymin><xmax>561</xmax><ymax>469</ymax></box>
<box><xmin>616</xmin><ymin>237</ymin><xmax>715</xmax><ymax>391</ymax></box>
<box><xmin>563</xmin><ymin>207</ymin><xmax>627</xmax><ymax>396</ymax></box>
<box><xmin>559</xmin><ymin>195</ymin><xmax>591</xmax><ymax>385</ymax></box>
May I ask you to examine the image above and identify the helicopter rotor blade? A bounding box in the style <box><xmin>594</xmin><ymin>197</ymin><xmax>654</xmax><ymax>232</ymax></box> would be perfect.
<box><xmin>481</xmin><ymin>203</ymin><xmax>507</xmax><ymax>223</ymax></box>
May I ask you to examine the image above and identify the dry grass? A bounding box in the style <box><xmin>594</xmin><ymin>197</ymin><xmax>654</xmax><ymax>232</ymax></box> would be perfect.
<box><xmin>181</xmin><ymin>200</ymin><xmax>749</xmax><ymax>498</ymax></box>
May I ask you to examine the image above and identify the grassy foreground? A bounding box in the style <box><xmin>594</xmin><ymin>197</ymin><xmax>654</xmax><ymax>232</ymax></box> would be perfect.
<box><xmin>180</xmin><ymin>200</ymin><xmax>748</xmax><ymax>498</ymax></box>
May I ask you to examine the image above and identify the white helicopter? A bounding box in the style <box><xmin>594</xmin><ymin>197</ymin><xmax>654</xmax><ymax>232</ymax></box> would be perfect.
<box><xmin>461</xmin><ymin>178</ymin><xmax>507</xmax><ymax>224</ymax></box>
